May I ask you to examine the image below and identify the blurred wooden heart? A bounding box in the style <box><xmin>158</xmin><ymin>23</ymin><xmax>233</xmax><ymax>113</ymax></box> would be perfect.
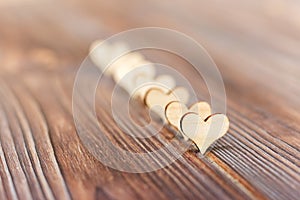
<box><xmin>113</xmin><ymin>62</ymin><xmax>156</xmax><ymax>95</ymax></box>
<box><xmin>89</xmin><ymin>40</ymin><xmax>130</xmax><ymax>75</ymax></box>
<box><xmin>165</xmin><ymin>101</ymin><xmax>211</xmax><ymax>130</ymax></box>
<box><xmin>145</xmin><ymin>87</ymin><xmax>189</xmax><ymax>120</ymax></box>
<box><xmin>134</xmin><ymin>74</ymin><xmax>176</xmax><ymax>99</ymax></box>
<box><xmin>180</xmin><ymin>113</ymin><xmax>229</xmax><ymax>154</ymax></box>
<box><xmin>112</xmin><ymin>53</ymin><xmax>153</xmax><ymax>82</ymax></box>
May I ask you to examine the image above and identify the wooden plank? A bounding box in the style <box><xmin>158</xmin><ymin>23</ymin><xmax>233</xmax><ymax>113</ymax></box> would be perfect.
<box><xmin>0</xmin><ymin>0</ymin><xmax>299</xmax><ymax>199</ymax></box>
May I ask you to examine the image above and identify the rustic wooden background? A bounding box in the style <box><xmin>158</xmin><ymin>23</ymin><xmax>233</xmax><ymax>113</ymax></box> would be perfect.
<box><xmin>0</xmin><ymin>0</ymin><xmax>299</xmax><ymax>199</ymax></box>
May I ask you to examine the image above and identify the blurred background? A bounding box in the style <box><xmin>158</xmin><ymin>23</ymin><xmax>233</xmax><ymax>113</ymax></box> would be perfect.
<box><xmin>1</xmin><ymin>0</ymin><xmax>299</xmax><ymax>124</ymax></box>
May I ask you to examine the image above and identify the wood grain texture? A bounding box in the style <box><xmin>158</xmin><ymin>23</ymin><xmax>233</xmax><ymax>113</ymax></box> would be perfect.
<box><xmin>0</xmin><ymin>0</ymin><xmax>299</xmax><ymax>199</ymax></box>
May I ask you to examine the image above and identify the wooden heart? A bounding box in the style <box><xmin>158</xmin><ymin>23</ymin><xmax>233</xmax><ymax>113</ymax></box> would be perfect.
<box><xmin>89</xmin><ymin>40</ymin><xmax>130</xmax><ymax>75</ymax></box>
<box><xmin>134</xmin><ymin>74</ymin><xmax>176</xmax><ymax>99</ymax></box>
<box><xmin>145</xmin><ymin>87</ymin><xmax>189</xmax><ymax>120</ymax></box>
<box><xmin>112</xmin><ymin>53</ymin><xmax>153</xmax><ymax>82</ymax></box>
<box><xmin>165</xmin><ymin>101</ymin><xmax>211</xmax><ymax>130</ymax></box>
<box><xmin>89</xmin><ymin>40</ymin><xmax>109</xmax><ymax>70</ymax></box>
<box><xmin>113</xmin><ymin>62</ymin><xmax>156</xmax><ymax>95</ymax></box>
<box><xmin>180</xmin><ymin>113</ymin><xmax>229</xmax><ymax>154</ymax></box>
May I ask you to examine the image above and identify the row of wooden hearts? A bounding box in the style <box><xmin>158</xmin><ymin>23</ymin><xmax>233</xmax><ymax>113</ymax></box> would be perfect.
<box><xmin>144</xmin><ymin>88</ymin><xmax>229</xmax><ymax>154</ymax></box>
<box><xmin>89</xmin><ymin>40</ymin><xmax>229</xmax><ymax>154</ymax></box>
<box><xmin>90</xmin><ymin>40</ymin><xmax>173</xmax><ymax>98</ymax></box>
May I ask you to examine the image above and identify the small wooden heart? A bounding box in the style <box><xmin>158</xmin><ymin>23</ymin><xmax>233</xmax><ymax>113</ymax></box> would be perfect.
<box><xmin>180</xmin><ymin>113</ymin><xmax>229</xmax><ymax>154</ymax></box>
<box><xmin>134</xmin><ymin>75</ymin><xmax>176</xmax><ymax>99</ymax></box>
<box><xmin>112</xmin><ymin>55</ymin><xmax>155</xmax><ymax>83</ymax></box>
<box><xmin>89</xmin><ymin>40</ymin><xmax>130</xmax><ymax>75</ymax></box>
<box><xmin>113</xmin><ymin>62</ymin><xmax>156</xmax><ymax>95</ymax></box>
<box><xmin>165</xmin><ymin>101</ymin><xmax>211</xmax><ymax>130</ymax></box>
<box><xmin>145</xmin><ymin>87</ymin><xmax>189</xmax><ymax>120</ymax></box>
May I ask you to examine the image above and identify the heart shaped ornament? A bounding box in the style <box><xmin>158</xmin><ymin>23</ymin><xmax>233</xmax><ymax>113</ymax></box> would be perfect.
<box><xmin>134</xmin><ymin>74</ymin><xmax>176</xmax><ymax>99</ymax></box>
<box><xmin>114</xmin><ymin>62</ymin><xmax>156</xmax><ymax>95</ymax></box>
<box><xmin>145</xmin><ymin>87</ymin><xmax>189</xmax><ymax>120</ymax></box>
<box><xmin>89</xmin><ymin>40</ymin><xmax>109</xmax><ymax>70</ymax></box>
<box><xmin>165</xmin><ymin>101</ymin><xmax>211</xmax><ymax>130</ymax></box>
<box><xmin>181</xmin><ymin>113</ymin><xmax>229</xmax><ymax>154</ymax></box>
<box><xmin>112</xmin><ymin>52</ymin><xmax>149</xmax><ymax>81</ymax></box>
<box><xmin>89</xmin><ymin>40</ymin><xmax>129</xmax><ymax>75</ymax></box>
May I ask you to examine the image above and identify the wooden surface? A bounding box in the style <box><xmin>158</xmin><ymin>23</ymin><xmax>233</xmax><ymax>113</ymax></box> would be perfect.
<box><xmin>0</xmin><ymin>0</ymin><xmax>300</xmax><ymax>199</ymax></box>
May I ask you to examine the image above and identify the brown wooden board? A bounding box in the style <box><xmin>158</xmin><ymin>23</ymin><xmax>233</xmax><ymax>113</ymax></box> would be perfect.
<box><xmin>0</xmin><ymin>0</ymin><xmax>299</xmax><ymax>199</ymax></box>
